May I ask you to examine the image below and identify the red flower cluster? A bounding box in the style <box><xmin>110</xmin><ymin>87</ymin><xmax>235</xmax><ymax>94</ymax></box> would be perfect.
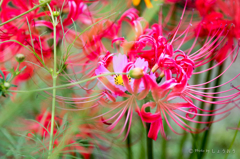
<box><xmin>1</xmin><ymin>0</ymin><xmax>239</xmax><ymax>158</ymax></box>
<box><xmin>91</xmin><ymin>5</ymin><xmax>240</xmax><ymax>140</ymax></box>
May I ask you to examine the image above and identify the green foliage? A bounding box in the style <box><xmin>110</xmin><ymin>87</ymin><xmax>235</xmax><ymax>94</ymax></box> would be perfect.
<box><xmin>0</xmin><ymin>70</ymin><xmax>17</xmax><ymax>97</ymax></box>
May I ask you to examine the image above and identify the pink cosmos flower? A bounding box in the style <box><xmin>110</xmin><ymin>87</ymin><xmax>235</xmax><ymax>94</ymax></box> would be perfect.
<box><xmin>94</xmin><ymin>53</ymin><xmax>150</xmax><ymax>139</ymax></box>
<box><xmin>96</xmin><ymin>53</ymin><xmax>148</xmax><ymax>92</ymax></box>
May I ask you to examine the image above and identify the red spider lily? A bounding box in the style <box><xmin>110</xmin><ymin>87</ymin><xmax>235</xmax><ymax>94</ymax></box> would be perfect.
<box><xmin>116</xmin><ymin>5</ymin><xmax>190</xmax><ymax>68</ymax></box>
<box><xmin>140</xmin><ymin>74</ymin><xmax>196</xmax><ymax>140</ymax></box>
<box><xmin>216</xmin><ymin>0</ymin><xmax>240</xmax><ymax>37</ymax></box>
<box><xmin>34</xmin><ymin>0</ymin><xmax>93</xmax><ymax>40</ymax></box>
<box><xmin>81</xmin><ymin>0</ymin><xmax>240</xmax><ymax>141</ymax></box>
<box><xmin>195</xmin><ymin>12</ymin><xmax>231</xmax><ymax>37</ymax></box>
<box><xmin>66</xmin><ymin>7</ymin><xmax>143</xmax><ymax>52</ymax></box>
<box><xmin>117</xmin><ymin>8</ymin><xmax>148</xmax><ymax>39</ymax></box>
<box><xmin>137</xmin><ymin>33</ymin><xmax>240</xmax><ymax>140</ymax></box>
<box><xmin>27</xmin><ymin>110</ymin><xmax>62</xmax><ymax>138</ymax></box>
<box><xmin>65</xmin><ymin>8</ymin><xmax>146</xmax><ymax>84</ymax></box>
<box><xmin>0</xmin><ymin>0</ymin><xmax>52</xmax><ymax>63</ymax></box>
<box><xmin>140</xmin><ymin>71</ymin><xmax>239</xmax><ymax>140</ymax></box>
<box><xmin>164</xmin><ymin>0</ymin><xmax>215</xmax><ymax>16</ymax></box>
<box><xmin>0</xmin><ymin>29</ymin><xmax>52</xmax><ymax>64</ymax></box>
<box><xmin>68</xmin><ymin>126</ymin><xmax>95</xmax><ymax>159</ymax></box>
<box><xmin>0</xmin><ymin>0</ymin><xmax>93</xmax><ymax>62</ymax></box>
<box><xmin>119</xmin><ymin>6</ymin><xmax>240</xmax><ymax>140</ymax></box>
<box><xmin>64</xmin><ymin>19</ymin><xmax>117</xmax><ymax>81</ymax></box>
<box><xmin>211</xmin><ymin>0</ymin><xmax>240</xmax><ymax>62</ymax></box>
<box><xmin>131</xmin><ymin>4</ymin><xmax>236</xmax><ymax>69</ymax></box>
<box><xmin>195</xmin><ymin>0</ymin><xmax>216</xmax><ymax>16</ymax></box>
<box><xmin>159</xmin><ymin>0</ymin><xmax>237</xmax><ymax>64</ymax></box>
<box><xmin>182</xmin><ymin>0</ymin><xmax>239</xmax><ymax>63</ymax></box>
<box><xmin>190</xmin><ymin>12</ymin><xmax>233</xmax><ymax>63</ymax></box>
<box><xmin>24</xmin><ymin>110</ymin><xmax>100</xmax><ymax>159</ymax></box>
<box><xmin>1</xmin><ymin>0</ymin><xmax>45</xmax><ymax>30</ymax></box>
<box><xmin>24</xmin><ymin>34</ymin><xmax>52</xmax><ymax>58</ymax></box>
<box><xmin>0</xmin><ymin>29</ymin><xmax>25</xmax><ymax>60</ymax></box>
<box><xmin>71</xmin><ymin>122</ymin><xmax>113</xmax><ymax>159</ymax></box>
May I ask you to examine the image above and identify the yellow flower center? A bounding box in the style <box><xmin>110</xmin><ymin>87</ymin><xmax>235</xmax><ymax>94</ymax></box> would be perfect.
<box><xmin>114</xmin><ymin>74</ymin><xmax>131</xmax><ymax>86</ymax></box>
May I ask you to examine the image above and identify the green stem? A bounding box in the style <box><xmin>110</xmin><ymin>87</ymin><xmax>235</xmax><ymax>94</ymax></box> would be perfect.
<box><xmin>9</xmin><ymin>63</ymin><xmax>20</xmax><ymax>82</ymax></box>
<box><xmin>180</xmin><ymin>66</ymin><xmax>200</xmax><ymax>159</ymax></box>
<box><xmin>16</xmin><ymin>63</ymin><xmax>20</xmax><ymax>72</ymax></box>
<box><xmin>140</xmin><ymin>123</ymin><xmax>146</xmax><ymax>159</ymax></box>
<box><xmin>224</xmin><ymin>120</ymin><xmax>240</xmax><ymax>159</ymax></box>
<box><xmin>177</xmin><ymin>133</ymin><xmax>188</xmax><ymax>159</ymax></box>
<box><xmin>0</xmin><ymin>0</ymin><xmax>51</xmax><ymax>27</ymax></box>
<box><xmin>195</xmin><ymin>59</ymin><xmax>214</xmax><ymax>132</ymax></box>
<box><xmin>189</xmin><ymin>59</ymin><xmax>214</xmax><ymax>159</ymax></box>
<box><xmin>161</xmin><ymin>120</ymin><xmax>168</xmax><ymax>159</ymax></box>
<box><xmin>190</xmin><ymin>133</ymin><xmax>200</xmax><ymax>159</ymax></box>
<box><xmin>9</xmin><ymin>72</ymin><xmax>127</xmax><ymax>93</ymax></box>
<box><xmin>0</xmin><ymin>40</ymin><xmax>49</xmax><ymax>70</ymax></box>
<box><xmin>48</xmin><ymin>19</ymin><xmax>58</xmax><ymax>158</ymax></box>
<box><xmin>136</xmin><ymin>0</ymin><xmax>143</xmax><ymax>16</ymax></box>
<box><xmin>199</xmin><ymin>63</ymin><xmax>224</xmax><ymax>159</ymax></box>
<box><xmin>48</xmin><ymin>76</ymin><xmax>57</xmax><ymax>157</ymax></box>
<box><xmin>146</xmin><ymin>107</ymin><xmax>153</xmax><ymax>159</ymax></box>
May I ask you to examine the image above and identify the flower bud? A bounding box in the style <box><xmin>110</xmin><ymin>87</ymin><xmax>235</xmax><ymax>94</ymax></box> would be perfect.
<box><xmin>15</xmin><ymin>54</ymin><xmax>25</xmax><ymax>63</ymax></box>
<box><xmin>151</xmin><ymin>64</ymin><xmax>159</xmax><ymax>73</ymax></box>
<box><xmin>156</xmin><ymin>77</ymin><xmax>162</xmax><ymax>84</ymax></box>
<box><xmin>129</xmin><ymin>68</ymin><xmax>144</xmax><ymax>79</ymax></box>
<box><xmin>53</xmin><ymin>11</ymin><xmax>60</xmax><ymax>17</ymax></box>
<box><xmin>4</xmin><ymin>82</ymin><xmax>11</xmax><ymax>89</ymax></box>
<box><xmin>156</xmin><ymin>73</ymin><xmax>164</xmax><ymax>84</ymax></box>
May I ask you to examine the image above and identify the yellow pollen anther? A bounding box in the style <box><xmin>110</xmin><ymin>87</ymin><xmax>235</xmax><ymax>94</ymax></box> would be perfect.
<box><xmin>114</xmin><ymin>74</ymin><xmax>131</xmax><ymax>86</ymax></box>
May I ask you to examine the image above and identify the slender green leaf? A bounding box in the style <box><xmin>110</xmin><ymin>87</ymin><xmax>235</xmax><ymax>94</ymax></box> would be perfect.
<box><xmin>11</xmin><ymin>84</ymin><xmax>18</xmax><ymax>87</ymax></box>
<box><xmin>20</xmin><ymin>66</ymin><xmax>27</xmax><ymax>72</ymax></box>
<box><xmin>6</xmin><ymin>73</ymin><xmax>12</xmax><ymax>81</ymax></box>
<box><xmin>8</xmin><ymin>93</ymin><xmax>13</xmax><ymax>96</ymax></box>
<box><xmin>0</xmin><ymin>70</ymin><xmax>5</xmax><ymax>80</ymax></box>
